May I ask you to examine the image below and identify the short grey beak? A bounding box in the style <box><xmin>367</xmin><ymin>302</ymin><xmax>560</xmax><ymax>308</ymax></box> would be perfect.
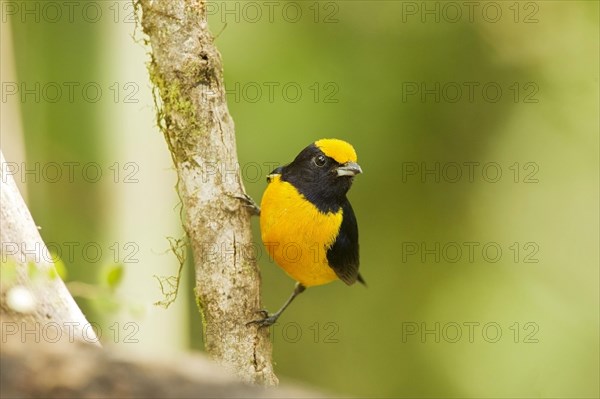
<box><xmin>336</xmin><ymin>161</ymin><xmax>363</xmax><ymax>177</ymax></box>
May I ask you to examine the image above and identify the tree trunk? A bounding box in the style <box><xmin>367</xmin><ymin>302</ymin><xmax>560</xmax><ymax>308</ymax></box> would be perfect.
<box><xmin>137</xmin><ymin>0</ymin><xmax>276</xmax><ymax>385</ymax></box>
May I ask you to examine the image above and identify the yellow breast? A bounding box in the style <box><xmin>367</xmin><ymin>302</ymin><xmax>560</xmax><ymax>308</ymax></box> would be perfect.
<box><xmin>260</xmin><ymin>175</ymin><xmax>342</xmax><ymax>287</ymax></box>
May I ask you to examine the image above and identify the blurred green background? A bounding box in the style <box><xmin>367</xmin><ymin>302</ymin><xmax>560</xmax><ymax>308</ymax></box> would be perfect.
<box><xmin>2</xmin><ymin>1</ymin><xmax>598</xmax><ymax>397</ymax></box>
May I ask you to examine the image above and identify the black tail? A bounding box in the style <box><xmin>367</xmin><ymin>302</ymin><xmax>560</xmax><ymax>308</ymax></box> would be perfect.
<box><xmin>357</xmin><ymin>273</ymin><xmax>367</xmax><ymax>287</ymax></box>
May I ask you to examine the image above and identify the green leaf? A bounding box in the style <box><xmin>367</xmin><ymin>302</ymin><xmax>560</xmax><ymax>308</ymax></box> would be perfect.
<box><xmin>102</xmin><ymin>264</ymin><xmax>124</xmax><ymax>290</ymax></box>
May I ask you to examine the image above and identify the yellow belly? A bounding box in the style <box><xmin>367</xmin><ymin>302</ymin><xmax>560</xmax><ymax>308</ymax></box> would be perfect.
<box><xmin>260</xmin><ymin>175</ymin><xmax>342</xmax><ymax>287</ymax></box>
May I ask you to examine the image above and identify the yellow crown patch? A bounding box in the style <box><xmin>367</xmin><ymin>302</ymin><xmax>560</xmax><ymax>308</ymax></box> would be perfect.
<box><xmin>315</xmin><ymin>138</ymin><xmax>357</xmax><ymax>164</ymax></box>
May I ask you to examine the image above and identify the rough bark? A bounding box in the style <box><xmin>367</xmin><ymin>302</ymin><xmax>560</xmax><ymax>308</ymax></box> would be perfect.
<box><xmin>137</xmin><ymin>0</ymin><xmax>276</xmax><ymax>385</ymax></box>
<box><xmin>0</xmin><ymin>151</ymin><xmax>98</xmax><ymax>344</ymax></box>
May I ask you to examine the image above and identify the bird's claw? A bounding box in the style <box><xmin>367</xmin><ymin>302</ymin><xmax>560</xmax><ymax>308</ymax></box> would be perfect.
<box><xmin>232</xmin><ymin>193</ymin><xmax>260</xmax><ymax>216</ymax></box>
<box><xmin>246</xmin><ymin>310</ymin><xmax>278</xmax><ymax>328</ymax></box>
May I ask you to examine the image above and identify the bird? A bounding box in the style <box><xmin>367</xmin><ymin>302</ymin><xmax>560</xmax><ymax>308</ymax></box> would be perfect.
<box><xmin>247</xmin><ymin>138</ymin><xmax>364</xmax><ymax>328</ymax></box>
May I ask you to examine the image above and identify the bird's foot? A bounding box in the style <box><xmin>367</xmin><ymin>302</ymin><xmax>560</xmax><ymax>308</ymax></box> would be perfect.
<box><xmin>232</xmin><ymin>193</ymin><xmax>260</xmax><ymax>216</ymax></box>
<box><xmin>246</xmin><ymin>309</ymin><xmax>279</xmax><ymax>328</ymax></box>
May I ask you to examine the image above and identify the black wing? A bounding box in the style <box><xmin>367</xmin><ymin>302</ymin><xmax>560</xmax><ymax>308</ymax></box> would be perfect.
<box><xmin>326</xmin><ymin>198</ymin><xmax>363</xmax><ymax>285</ymax></box>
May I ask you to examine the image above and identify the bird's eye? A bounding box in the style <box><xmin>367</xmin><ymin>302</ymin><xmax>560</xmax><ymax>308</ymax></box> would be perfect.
<box><xmin>313</xmin><ymin>155</ymin><xmax>327</xmax><ymax>167</ymax></box>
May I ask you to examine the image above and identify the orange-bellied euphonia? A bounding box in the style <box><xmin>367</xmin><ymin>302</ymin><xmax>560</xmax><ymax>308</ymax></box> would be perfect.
<box><xmin>248</xmin><ymin>138</ymin><xmax>364</xmax><ymax>327</ymax></box>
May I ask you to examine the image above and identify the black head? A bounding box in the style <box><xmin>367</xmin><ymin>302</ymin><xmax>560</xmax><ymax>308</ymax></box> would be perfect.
<box><xmin>277</xmin><ymin>139</ymin><xmax>362</xmax><ymax>213</ymax></box>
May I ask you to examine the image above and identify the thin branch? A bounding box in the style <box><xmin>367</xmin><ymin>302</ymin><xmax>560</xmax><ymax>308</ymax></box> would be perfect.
<box><xmin>0</xmin><ymin>151</ymin><xmax>98</xmax><ymax>344</ymax></box>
